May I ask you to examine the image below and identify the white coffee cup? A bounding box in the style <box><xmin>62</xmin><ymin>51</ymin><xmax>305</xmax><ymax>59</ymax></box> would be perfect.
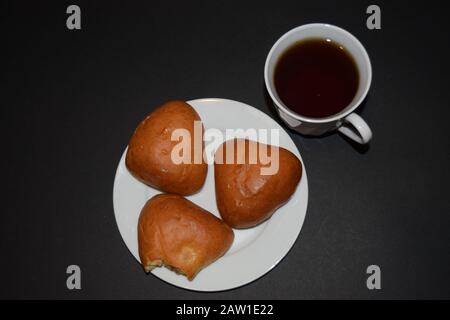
<box><xmin>264</xmin><ymin>23</ymin><xmax>373</xmax><ymax>144</ymax></box>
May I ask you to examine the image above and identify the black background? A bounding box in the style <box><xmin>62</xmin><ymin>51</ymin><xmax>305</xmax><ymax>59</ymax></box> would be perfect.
<box><xmin>1</xmin><ymin>0</ymin><xmax>449</xmax><ymax>299</ymax></box>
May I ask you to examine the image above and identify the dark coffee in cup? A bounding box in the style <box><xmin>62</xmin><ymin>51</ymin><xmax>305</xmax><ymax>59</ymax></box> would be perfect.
<box><xmin>274</xmin><ymin>38</ymin><xmax>359</xmax><ymax>118</ymax></box>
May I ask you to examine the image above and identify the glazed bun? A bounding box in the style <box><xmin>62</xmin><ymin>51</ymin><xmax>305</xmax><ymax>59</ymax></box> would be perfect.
<box><xmin>126</xmin><ymin>100</ymin><xmax>207</xmax><ymax>196</ymax></box>
<box><xmin>214</xmin><ymin>139</ymin><xmax>302</xmax><ymax>228</ymax></box>
<box><xmin>138</xmin><ymin>194</ymin><xmax>234</xmax><ymax>280</ymax></box>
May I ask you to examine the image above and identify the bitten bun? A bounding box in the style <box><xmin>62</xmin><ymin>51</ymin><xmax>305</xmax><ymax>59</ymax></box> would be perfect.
<box><xmin>126</xmin><ymin>100</ymin><xmax>207</xmax><ymax>195</ymax></box>
<box><xmin>138</xmin><ymin>194</ymin><xmax>234</xmax><ymax>280</ymax></box>
<box><xmin>214</xmin><ymin>139</ymin><xmax>302</xmax><ymax>228</ymax></box>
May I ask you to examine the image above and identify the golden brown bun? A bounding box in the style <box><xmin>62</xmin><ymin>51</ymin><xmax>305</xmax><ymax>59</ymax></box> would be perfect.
<box><xmin>214</xmin><ymin>139</ymin><xmax>302</xmax><ymax>228</ymax></box>
<box><xmin>138</xmin><ymin>194</ymin><xmax>234</xmax><ymax>280</ymax></box>
<box><xmin>126</xmin><ymin>100</ymin><xmax>207</xmax><ymax>196</ymax></box>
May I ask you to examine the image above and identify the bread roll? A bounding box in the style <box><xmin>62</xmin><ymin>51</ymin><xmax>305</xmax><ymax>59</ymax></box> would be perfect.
<box><xmin>138</xmin><ymin>194</ymin><xmax>234</xmax><ymax>280</ymax></box>
<box><xmin>126</xmin><ymin>100</ymin><xmax>207</xmax><ymax>195</ymax></box>
<box><xmin>214</xmin><ymin>139</ymin><xmax>302</xmax><ymax>228</ymax></box>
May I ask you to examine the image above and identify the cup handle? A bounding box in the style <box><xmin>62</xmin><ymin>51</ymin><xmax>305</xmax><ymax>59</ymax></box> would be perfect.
<box><xmin>337</xmin><ymin>113</ymin><xmax>372</xmax><ymax>144</ymax></box>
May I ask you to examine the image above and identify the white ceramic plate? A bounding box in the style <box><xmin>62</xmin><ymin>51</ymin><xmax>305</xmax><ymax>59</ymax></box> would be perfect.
<box><xmin>113</xmin><ymin>98</ymin><xmax>308</xmax><ymax>291</ymax></box>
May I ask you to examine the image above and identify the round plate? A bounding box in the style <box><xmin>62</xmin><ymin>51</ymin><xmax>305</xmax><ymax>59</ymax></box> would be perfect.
<box><xmin>113</xmin><ymin>98</ymin><xmax>308</xmax><ymax>291</ymax></box>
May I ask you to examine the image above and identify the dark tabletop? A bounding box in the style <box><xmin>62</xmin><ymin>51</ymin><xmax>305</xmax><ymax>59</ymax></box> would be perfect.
<box><xmin>1</xmin><ymin>0</ymin><xmax>449</xmax><ymax>299</ymax></box>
